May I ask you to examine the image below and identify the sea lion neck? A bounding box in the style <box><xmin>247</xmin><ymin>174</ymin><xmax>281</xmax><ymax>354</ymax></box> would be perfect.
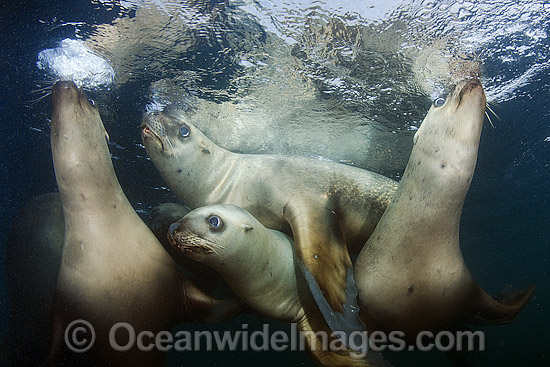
<box><xmin>169</xmin><ymin>143</ymin><xmax>239</xmax><ymax>208</ymax></box>
<box><xmin>51</xmin><ymin>82</ymin><xmax>125</xmax><ymax>213</ymax></box>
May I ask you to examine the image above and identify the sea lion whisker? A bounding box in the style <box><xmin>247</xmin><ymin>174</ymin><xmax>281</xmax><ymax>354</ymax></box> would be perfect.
<box><xmin>28</xmin><ymin>91</ymin><xmax>52</xmax><ymax>106</ymax></box>
<box><xmin>197</xmin><ymin>237</ymin><xmax>225</xmax><ymax>257</ymax></box>
<box><xmin>485</xmin><ymin>110</ymin><xmax>495</xmax><ymax>129</ymax></box>
<box><xmin>165</xmin><ymin>135</ymin><xmax>176</xmax><ymax>154</ymax></box>
<box><xmin>485</xmin><ymin>102</ymin><xmax>502</xmax><ymax>121</ymax></box>
<box><xmin>176</xmin><ymin>230</ymin><xmax>224</xmax><ymax>257</ymax></box>
<box><xmin>485</xmin><ymin>102</ymin><xmax>501</xmax><ymax>129</ymax></box>
<box><xmin>31</xmin><ymin>78</ymin><xmax>58</xmax><ymax>93</ymax></box>
<box><xmin>31</xmin><ymin>86</ymin><xmax>53</xmax><ymax>93</ymax></box>
<box><xmin>28</xmin><ymin>78</ymin><xmax>60</xmax><ymax>105</ymax></box>
<box><xmin>204</xmin><ymin>243</ymin><xmax>224</xmax><ymax>260</ymax></box>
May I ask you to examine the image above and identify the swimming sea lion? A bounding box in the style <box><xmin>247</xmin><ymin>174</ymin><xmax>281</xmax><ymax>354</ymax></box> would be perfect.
<box><xmin>354</xmin><ymin>79</ymin><xmax>535</xmax><ymax>338</ymax></box>
<box><xmin>2</xmin><ymin>197</ymin><xmax>226</xmax><ymax>366</ymax></box>
<box><xmin>167</xmin><ymin>204</ymin><xmax>391</xmax><ymax>367</ymax></box>
<box><xmin>141</xmin><ymin>110</ymin><xmax>398</xmax><ymax>333</ymax></box>
<box><xmin>46</xmin><ymin>81</ymin><xmax>239</xmax><ymax>366</ymax></box>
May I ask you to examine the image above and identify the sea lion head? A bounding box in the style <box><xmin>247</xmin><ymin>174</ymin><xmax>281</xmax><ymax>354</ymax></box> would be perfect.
<box><xmin>141</xmin><ymin>111</ymin><xmax>215</xmax><ymax>158</ymax></box>
<box><xmin>51</xmin><ymin>81</ymin><xmax>104</xmax><ymax>138</ymax></box>
<box><xmin>140</xmin><ymin>111</ymin><xmax>230</xmax><ymax>208</ymax></box>
<box><xmin>167</xmin><ymin>204</ymin><xmax>260</xmax><ymax>269</ymax></box>
<box><xmin>412</xmin><ymin>78</ymin><xmax>486</xmax><ymax>175</ymax></box>
<box><xmin>415</xmin><ymin>78</ymin><xmax>486</xmax><ymax>141</ymax></box>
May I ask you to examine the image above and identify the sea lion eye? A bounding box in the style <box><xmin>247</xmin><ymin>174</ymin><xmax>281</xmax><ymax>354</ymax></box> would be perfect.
<box><xmin>433</xmin><ymin>97</ymin><xmax>445</xmax><ymax>107</ymax></box>
<box><xmin>179</xmin><ymin>125</ymin><xmax>190</xmax><ymax>138</ymax></box>
<box><xmin>208</xmin><ymin>215</ymin><xmax>223</xmax><ymax>230</ymax></box>
<box><xmin>88</xmin><ymin>98</ymin><xmax>95</xmax><ymax>106</ymax></box>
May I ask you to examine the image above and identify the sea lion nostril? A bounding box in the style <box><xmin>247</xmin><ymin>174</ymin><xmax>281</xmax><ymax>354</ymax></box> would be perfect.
<box><xmin>168</xmin><ymin>222</ymin><xmax>179</xmax><ymax>236</ymax></box>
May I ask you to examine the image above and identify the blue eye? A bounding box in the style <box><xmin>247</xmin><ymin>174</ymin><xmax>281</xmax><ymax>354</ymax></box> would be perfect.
<box><xmin>179</xmin><ymin>125</ymin><xmax>190</xmax><ymax>137</ymax></box>
<box><xmin>433</xmin><ymin>97</ymin><xmax>445</xmax><ymax>107</ymax></box>
<box><xmin>208</xmin><ymin>215</ymin><xmax>223</xmax><ymax>230</ymax></box>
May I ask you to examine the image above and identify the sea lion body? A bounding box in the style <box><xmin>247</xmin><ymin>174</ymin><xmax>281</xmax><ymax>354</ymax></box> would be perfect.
<box><xmin>170</xmin><ymin>205</ymin><xmax>301</xmax><ymax>320</ymax></box>
<box><xmin>2</xmin><ymin>198</ymin><xmax>225</xmax><ymax>366</ymax></box>
<box><xmin>141</xmin><ymin>111</ymin><xmax>398</xmax><ymax>329</ymax></box>
<box><xmin>354</xmin><ymin>79</ymin><xmax>535</xmax><ymax>337</ymax></box>
<box><xmin>168</xmin><ymin>204</ymin><xmax>391</xmax><ymax>366</ymax></box>
<box><xmin>46</xmin><ymin>81</ymin><xmax>239</xmax><ymax>366</ymax></box>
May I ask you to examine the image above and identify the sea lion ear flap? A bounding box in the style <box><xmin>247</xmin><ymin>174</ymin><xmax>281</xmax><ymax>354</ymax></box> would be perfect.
<box><xmin>104</xmin><ymin>127</ymin><xmax>110</xmax><ymax>143</ymax></box>
<box><xmin>199</xmin><ymin>142</ymin><xmax>211</xmax><ymax>154</ymax></box>
<box><xmin>242</xmin><ymin>224</ymin><xmax>253</xmax><ymax>232</ymax></box>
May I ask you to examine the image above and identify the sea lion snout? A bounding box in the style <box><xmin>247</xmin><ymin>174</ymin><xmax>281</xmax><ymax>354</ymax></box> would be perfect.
<box><xmin>52</xmin><ymin>80</ymin><xmax>77</xmax><ymax>96</ymax></box>
<box><xmin>168</xmin><ymin>219</ymin><xmax>199</xmax><ymax>251</ymax></box>
<box><xmin>141</xmin><ymin>112</ymin><xmax>171</xmax><ymax>152</ymax></box>
<box><xmin>51</xmin><ymin>81</ymin><xmax>79</xmax><ymax>116</ymax></box>
<box><xmin>51</xmin><ymin>81</ymin><xmax>98</xmax><ymax>123</ymax></box>
<box><xmin>456</xmin><ymin>78</ymin><xmax>486</xmax><ymax>108</ymax></box>
<box><xmin>168</xmin><ymin>224</ymin><xmax>218</xmax><ymax>256</ymax></box>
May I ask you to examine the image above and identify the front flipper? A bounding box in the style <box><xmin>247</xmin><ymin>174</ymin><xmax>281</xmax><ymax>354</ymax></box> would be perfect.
<box><xmin>284</xmin><ymin>198</ymin><xmax>365</xmax><ymax>337</ymax></box>
<box><xmin>180</xmin><ymin>276</ymin><xmax>241</xmax><ymax>323</ymax></box>
<box><xmin>299</xmin><ymin>261</ymin><xmax>365</xmax><ymax>337</ymax></box>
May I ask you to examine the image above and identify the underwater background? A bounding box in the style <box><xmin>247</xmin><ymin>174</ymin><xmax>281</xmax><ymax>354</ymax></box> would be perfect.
<box><xmin>0</xmin><ymin>0</ymin><xmax>548</xmax><ymax>365</ymax></box>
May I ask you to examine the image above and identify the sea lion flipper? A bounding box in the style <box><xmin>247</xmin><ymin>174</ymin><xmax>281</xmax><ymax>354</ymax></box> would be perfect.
<box><xmin>181</xmin><ymin>277</ymin><xmax>241</xmax><ymax>323</ymax></box>
<box><xmin>296</xmin><ymin>315</ymin><xmax>391</xmax><ymax>367</ymax></box>
<box><xmin>470</xmin><ymin>284</ymin><xmax>535</xmax><ymax>324</ymax></box>
<box><xmin>299</xmin><ymin>261</ymin><xmax>365</xmax><ymax>335</ymax></box>
<box><xmin>284</xmin><ymin>200</ymin><xmax>364</xmax><ymax>335</ymax></box>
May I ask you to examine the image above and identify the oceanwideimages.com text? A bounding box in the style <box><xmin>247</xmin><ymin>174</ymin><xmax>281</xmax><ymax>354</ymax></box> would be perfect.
<box><xmin>65</xmin><ymin>320</ymin><xmax>485</xmax><ymax>358</ymax></box>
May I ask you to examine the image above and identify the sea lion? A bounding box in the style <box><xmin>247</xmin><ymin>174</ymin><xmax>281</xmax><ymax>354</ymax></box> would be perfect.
<box><xmin>45</xmin><ymin>81</ymin><xmax>239</xmax><ymax>366</ymax></box>
<box><xmin>2</xmin><ymin>197</ymin><xmax>226</xmax><ymax>366</ymax></box>
<box><xmin>167</xmin><ymin>204</ymin><xmax>391</xmax><ymax>367</ymax></box>
<box><xmin>354</xmin><ymin>79</ymin><xmax>535</xmax><ymax>338</ymax></box>
<box><xmin>141</xmin><ymin>110</ymin><xmax>398</xmax><ymax>333</ymax></box>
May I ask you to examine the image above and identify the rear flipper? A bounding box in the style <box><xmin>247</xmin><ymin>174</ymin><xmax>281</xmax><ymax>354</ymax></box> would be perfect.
<box><xmin>469</xmin><ymin>284</ymin><xmax>535</xmax><ymax>324</ymax></box>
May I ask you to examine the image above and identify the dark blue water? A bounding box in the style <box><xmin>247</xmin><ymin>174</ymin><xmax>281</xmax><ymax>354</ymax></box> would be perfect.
<box><xmin>0</xmin><ymin>1</ymin><xmax>548</xmax><ymax>366</ymax></box>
